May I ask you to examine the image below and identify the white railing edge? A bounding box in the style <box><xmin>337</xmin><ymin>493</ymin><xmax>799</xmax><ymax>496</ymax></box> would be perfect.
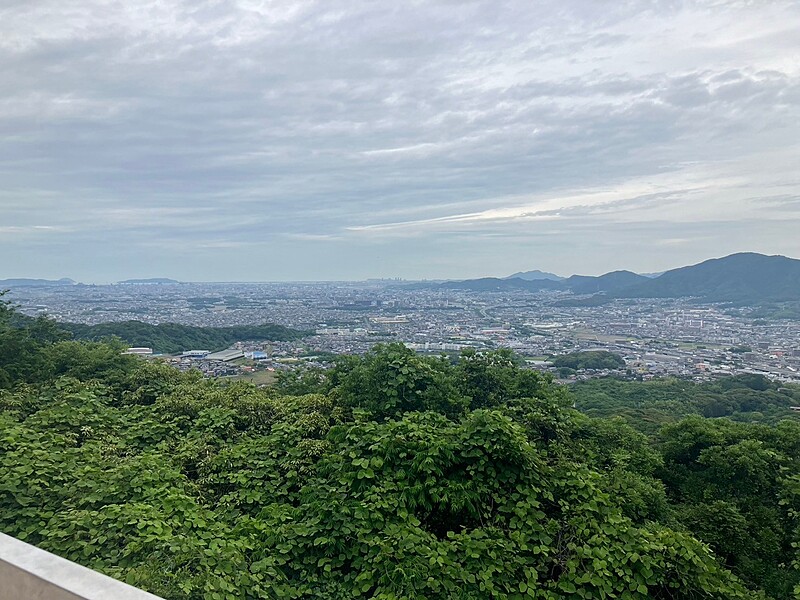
<box><xmin>0</xmin><ymin>532</ymin><xmax>164</xmax><ymax>600</ymax></box>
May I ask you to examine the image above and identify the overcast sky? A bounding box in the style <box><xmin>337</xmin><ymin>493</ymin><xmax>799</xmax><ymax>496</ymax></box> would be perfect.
<box><xmin>1</xmin><ymin>0</ymin><xmax>799</xmax><ymax>282</ymax></box>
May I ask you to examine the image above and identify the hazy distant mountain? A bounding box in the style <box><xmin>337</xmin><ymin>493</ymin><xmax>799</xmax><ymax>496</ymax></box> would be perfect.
<box><xmin>435</xmin><ymin>253</ymin><xmax>800</xmax><ymax>303</ymax></box>
<box><xmin>563</xmin><ymin>270</ymin><xmax>649</xmax><ymax>294</ymax></box>
<box><xmin>441</xmin><ymin>271</ymin><xmax>646</xmax><ymax>294</ymax></box>
<box><xmin>617</xmin><ymin>253</ymin><xmax>800</xmax><ymax>302</ymax></box>
<box><xmin>504</xmin><ymin>269</ymin><xmax>564</xmax><ymax>282</ymax></box>
<box><xmin>0</xmin><ymin>277</ymin><xmax>75</xmax><ymax>288</ymax></box>
<box><xmin>440</xmin><ymin>277</ymin><xmax>562</xmax><ymax>292</ymax></box>
<box><xmin>117</xmin><ymin>278</ymin><xmax>181</xmax><ymax>285</ymax></box>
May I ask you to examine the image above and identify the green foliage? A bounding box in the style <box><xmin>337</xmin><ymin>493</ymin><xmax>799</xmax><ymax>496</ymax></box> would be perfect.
<box><xmin>328</xmin><ymin>343</ymin><xmax>468</xmax><ymax>420</ymax></box>
<box><xmin>657</xmin><ymin>417</ymin><xmax>800</xmax><ymax>598</ymax></box>
<box><xmin>571</xmin><ymin>376</ymin><xmax>800</xmax><ymax>434</ymax></box>
<box><xmin>567</xmin><ymin>415</ymin><xmax>669</xmax><ymax>524</ymax></box>
<box><xmin>65</xmin><ymin>320</ymin><xmax>307</xmax><ymax>354</ymax></box>
<box><xmin>616</xmin><ymin>252</ymin><xmax>800</xmax><ymax>303</ymax></box>
<box><xmin>551</xmin><ymin>351</ymin><xmax>625</xmax><ymax>371</ymax></box>
<box><xmin>274</xmin><ymin>366</ymin><xmax>328</xmax><ymax>396</ymax></box>
<box><xmin>243</xmin><ymin>408</ymin><xmax>756</xmax><ymax>599</ymax></box>
<box><xmin>744</xmin><ymin>302</ymin><xmax>800</xmax><ymax>320</ymax></box>
<box><xmin>455</xmin><ymin>348</ymin><xmax>554</xmax><ymax>410</ymax></box>
<box><xmin>571</xmin><ymin>375</ymin><xmax>800</xmax><ymax>595</ymax></box>
<box><xmin>3</xmin><ymin>295</ymin><xmax>131</xmax><ymax>388</ymax></box>
<box><xmin>0</xmin><ymin>305</ymin><xmax>783</xmax><ymax>599</ymax></box>
<box><xmin>0</xmin><ymin>293</ymin><xmax>67</xmax><ymax>387</ymax></box>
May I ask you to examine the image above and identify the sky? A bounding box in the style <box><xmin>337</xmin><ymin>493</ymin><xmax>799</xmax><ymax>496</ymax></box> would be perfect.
<box><xmin>1</xmin><ymin>0</ymin><xmax>799</xmax><ymax>282</ymax></box>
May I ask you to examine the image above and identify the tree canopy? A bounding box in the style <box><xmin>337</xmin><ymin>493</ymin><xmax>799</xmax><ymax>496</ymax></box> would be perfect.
<box><xmin>571</xmin><ymin>376</ymin><xmax>800</xmax><ymax>434</ymax></box>
<box><xmin>3</xmin><ymin>301</ymin><xmax>306</xmax><ymax>354</ymax></box>
<box><xmin>551</xmin><ymin>351</ymin><xmax>626</xmax><ymax>372</ymax></box>
<box><xmin>65</xmin><ymin>320</ymin><xmax>307</xmax><ymax>354</ymax></box>
<box><xmin>0</xmin><ymin>303</ymin><xmax>795</xmax><ymax>599</ymax></box>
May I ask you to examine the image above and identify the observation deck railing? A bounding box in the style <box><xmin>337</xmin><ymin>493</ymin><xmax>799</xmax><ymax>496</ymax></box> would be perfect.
<box><xmin>0</xmin><ymin>532</ymin><xmax>164</xmax><ymax>600</ymax></box>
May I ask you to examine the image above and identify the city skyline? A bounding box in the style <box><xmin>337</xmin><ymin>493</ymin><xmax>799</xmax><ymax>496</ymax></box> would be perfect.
<box><xmin>2</xmin><ymin>1</ymin><xmax>800</xmax><ymax>281</ymax></box>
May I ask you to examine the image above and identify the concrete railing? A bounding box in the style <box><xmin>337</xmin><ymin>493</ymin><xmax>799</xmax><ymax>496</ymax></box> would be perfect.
<box><xmin>0</xmin><ymin>532</ymin><xmax>164</xmax><ymax>600</ymax></box>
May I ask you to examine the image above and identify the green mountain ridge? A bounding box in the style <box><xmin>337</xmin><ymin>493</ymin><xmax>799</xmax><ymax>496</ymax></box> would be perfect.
<box><xmin>616</xmin><ymin>252</ymin><xmax>800</xmax><ymax>302</ymax></box>
<box><xmin>437</xmin><ymin>253</ymin><xmax>800</xmax><ymax>303</ymax></box>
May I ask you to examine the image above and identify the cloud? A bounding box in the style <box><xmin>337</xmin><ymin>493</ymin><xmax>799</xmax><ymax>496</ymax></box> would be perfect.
<box><xmin>0</xmin><ymin>0</ymin><xmax>799</xmax><ymax>280</ymax></box>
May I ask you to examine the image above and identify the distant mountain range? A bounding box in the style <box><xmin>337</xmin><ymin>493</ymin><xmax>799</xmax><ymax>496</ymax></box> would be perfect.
<box><xmin>432</xmin><ymin>253</ymin><xmax>800</xmax><ymax>303</ymax></box>
<box><xmin>504</xmin><ymin>269</ymin><xmax>564</xmax><ymax>282</ymax></box>
<box><xmin>616</xmin><ymin>253</ymin><xmax>800</xmax><ymax>303</ymax></box>
<box><xmin>0</xmin><ymin>278</ymin><xmax>76</xmax><ymax>288</ymax></box>
<box><xmin>4</xmin><ymin>253</ymin><xmax>799</xmax><ymax>304</ymax></box>
<box><xmin>440</xmin><ymin>277</ymin><xmax>562</xmax><ymax>292</ymax></box>
<box><xmin>440</xmin><ymin>270</ymin><xmax>648</xmax><ymax>294</ymax></box>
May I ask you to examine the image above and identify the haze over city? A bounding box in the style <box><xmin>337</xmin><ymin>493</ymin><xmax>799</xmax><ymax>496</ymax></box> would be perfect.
<box><xmin>2</xmin><ymin>0</ymin><xmax>800</xmax><ymax>282</ymax></box>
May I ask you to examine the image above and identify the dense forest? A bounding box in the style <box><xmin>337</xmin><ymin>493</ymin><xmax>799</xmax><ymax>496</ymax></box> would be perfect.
<box><xmin>1</xmin><ymin>298</ymin><xmax>798</xmax><ymax>599</ymax></box>
<box><xmin>572</xmin><ymin>376</ymin><xmax>800</xmax><ymax>435</ymax></box>
<box><xmin>65</xmin><ymin>320</ymin><xmax>307</xmax><ymax>354</ymax></box>
<box><xmin>550</xmin><ymin>351</ymin><xmax>626</xmax><ymax>373</ymax></box>
<box><xmin>8</xmin><ymin>310</ymin><xmax>306</xmax><ymax>354</ymax></box>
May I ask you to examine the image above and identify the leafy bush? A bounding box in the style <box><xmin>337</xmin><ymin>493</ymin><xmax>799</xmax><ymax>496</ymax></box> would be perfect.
<box><xmin>0</xmin><ymin>308</ymin><xmax>785</xmax><ymax>598</ymax></box>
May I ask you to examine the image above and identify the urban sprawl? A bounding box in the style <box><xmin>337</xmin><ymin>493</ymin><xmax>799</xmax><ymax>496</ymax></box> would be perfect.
<box><xmin>8</xmin><ymin>281</ymin><xmax>800</xmax><ymax>383</ymax></box>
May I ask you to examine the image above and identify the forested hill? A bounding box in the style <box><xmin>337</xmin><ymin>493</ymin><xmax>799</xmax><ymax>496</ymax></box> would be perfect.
<box><xmin>7</xmin><ymin>310</ymin><xmax>307</xmax><ymax>353</ymax></box>
<box><xmin>1</xmin><ymin>298</ymin><xmax>798</xmax><ymax>598</ymax></box>
<box><xmin>551</xmin><ymin>350</ymin><xmax>626</xmax><ymax>371</ymax></box>
<box><xmin>505</xmin><ymin>269</ymin><xmax>563</xmax><ymax>281</ymax></box>
<box><xmin>64</xmin><ymin>320</ymin><xmax>307</xmax><ymax>353</ymax></box>
<box><xmin>562</xmin><ymin>270</ymin><xmax>648</xmax><ymax>294</ymax></box>
<box><xmin>571</xmin><ymin>374</ymin><xmax>800</xmax><ymax>434</ymax></box>
<box><xmin>616</xmin><ymin>252</ymin><xmax>800</xmax><ymax>302</ymax></box>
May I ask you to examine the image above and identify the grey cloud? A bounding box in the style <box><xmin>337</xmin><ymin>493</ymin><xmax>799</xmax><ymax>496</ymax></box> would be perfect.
<box><xmin>1</xmin><ymin>0</ymin><xmax>799</xmax><ymax>280</ymax></box>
